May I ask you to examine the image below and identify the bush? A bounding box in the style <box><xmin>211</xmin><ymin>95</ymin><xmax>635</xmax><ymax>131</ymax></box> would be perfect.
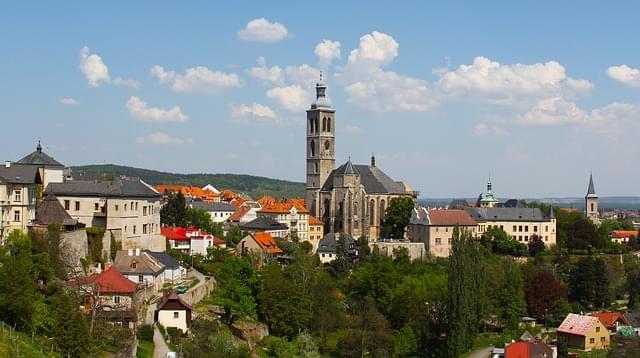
<box><xmin>157</xmin><ymin>324</ymin><xmax>166</xmax><ymax>338</ymax></box>
<box><xmin>137</xmin><ymin>324</ymin><xmax>154</xmax><ymax>342</ymax></box>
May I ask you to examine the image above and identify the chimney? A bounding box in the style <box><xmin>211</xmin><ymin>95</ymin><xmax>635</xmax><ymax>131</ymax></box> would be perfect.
<box><xmin>370</xmin><ymin>154</ymin><xmax>375</xmax><ymax>167</ymax></box>
<box><xmin>135</xmin><ymin>248</ymin><xmax>140</xmax><ymax>256</ymax></box>
<box><xmin>4</xmin><ymin>161</ymin><xmax>10</xmax><ymax>168</ymax></box>
<box><xmin>96</xmin><ymin>262</ymin><xmax>102</xmax><ymax>273</ymax></box>
<box><xmin>128</xmin><ymin>249</ymin><xmax>133</xmax><ymax>256</ymax></box>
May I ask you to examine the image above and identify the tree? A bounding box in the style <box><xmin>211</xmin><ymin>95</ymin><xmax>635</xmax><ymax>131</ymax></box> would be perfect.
<box><xmin>185</xmin><ymin>207</ymin><xmax>213</xmax><ymax>231</ymax></box>
<box><xmin>160</xmin><ymin>191</ymin><xmax>187</xmax><ymax>226</ymax></box>
<box><xmin>551</xmin><ymin>299</ymin><xmax>572</xmax><ymax>326</ymax></box>
<box><xmin>394</xmin><ymin>325</ymin><xmax>418</xmax><ymax>357</ymax></box>
<box><xmin>481</xmin><ymin>226</ymin><xmax>528</xmax><ymax>256</ymax></box>
<box><xmin>569</xmin><ymin>257</ymin><xmax>610</xmax><ymax>309</ymax></box>
<box><xmin>566</xmin><ymin>218</ymin><xmax>601</xmax><ymax>251</ymax></box>
<box><xmin>50</xmin><ymin>289</ymin><xmax>92</xmax><ymax>357</ymax></box>
<box><xmin>447</xmin><ymin>227</ymin><xmax>485</xmax><ymax>357</ymax></box>
<box><xmin>381</xmin><ymin>197</ymin><xmax>415</xmax><ymax>240</ymax></box>
<box><xmin>524</xmin><ymin>270</ymin><xmax>567</xmax><ymax>319</ymax></box>
<box><xmin>527</xmin><ymin>235</ymin><xmax>546</xmax><ymax>257</ymax></box>
<box><xmin>225</xmin><ymin>225</ymin><xmax>245</xmax><ymax>246</ymax></box>
<box><xmin>501</xmin><ymin>263</ymin><xmax>527</xmax><ymax>329</ymax></box>
<box><xmin>625</xmin><ymin>255</ymin><xmax>640</xmax><ymax>310</ymax></box>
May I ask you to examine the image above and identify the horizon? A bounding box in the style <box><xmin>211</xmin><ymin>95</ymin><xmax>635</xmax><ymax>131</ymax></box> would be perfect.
<box><xmin>2</xmin><ymin>2</ymin><xmax>640</xmax><ymax>198</ymax></box>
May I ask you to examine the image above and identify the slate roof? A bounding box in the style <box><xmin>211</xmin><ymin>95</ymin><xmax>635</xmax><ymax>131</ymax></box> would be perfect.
<box><xmin>623</xmin><ymin>313</ymin><xmax>640</xmax><ymax>328</ymax></box>
<box><xmin>16</xmin><ymin>143</ymin><xmax>64</xmax><ymax>167</ymax></box>
<box><xmin>465</xmin><ymin>207</ymin><xmax>549</xmax><ymax>222</ymax></box>
<box><xmin>239</xmin><ymin>217</ymin><xmax>288</xmax><ymax>231</ymax></box>
<box><xmin>147</xmin><ymin>251</ymin><xmax>181</xmax><ymax>270</ymax></box>
<box><xmin>587</xmin><ymin>173</ymin><xmax>597</xmax><ymax>197</ymax></box>
<box><xmin>0</xmin><ymin>165</ymin><xmax>42</xmax><ymax>184</ymax></box>
<box><xmin>35</xmin><ymin>193</ymin><xmax>78</xmax><ymax>226</ymax></box>
<box><xmin>47</xmin><ymin>178</ymin><xmax>160</xmax><ymax>198</ymax></box>
<box><xmin>190</xmin><ymin>201</ymin><xmax>236</xmax><ymax>212</ymax></box>
<box><xmin>321</xmin><ymin>161</ymin><xmax>407</xmax><ymax>195</ymax></box>
<box><xmin>114</xmin><ymin>250</ymin><xmax>165</xmax><ymax>276</ymax></box>
<box><xmin>557</xmin><ymin>313</ymin><xmax>599</xmax><ymax>336</ymax></box>
<box><xmin>317</xmin><ymin>232</ymin><xmax>356</xmax><ymax>254</ymax></box>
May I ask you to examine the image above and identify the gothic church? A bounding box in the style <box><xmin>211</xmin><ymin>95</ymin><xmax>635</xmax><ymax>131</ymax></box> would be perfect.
<box><xmin>305</xmin><ymin>75</ymin><xmax>417</xmax><ymax>240</ymax></box>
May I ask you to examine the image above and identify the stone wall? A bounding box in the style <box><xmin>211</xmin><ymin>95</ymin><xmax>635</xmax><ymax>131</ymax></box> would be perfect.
<box><xmin>60</xmin><ymin>229</ymin><xmax>89</xmax><ymax>269</ymax></box>
<box><xmin>121</xmin><ymin>233</ymin><xmax>165</xmax><ymax>252</ymax></box>
<box><xmin>370</xmin><ymin>241</ymin><xmax>428</xmax><ymax>261</ymax></box>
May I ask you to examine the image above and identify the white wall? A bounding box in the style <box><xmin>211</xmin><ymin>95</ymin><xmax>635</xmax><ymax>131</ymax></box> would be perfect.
<box><xmin>158</xmin><ymin>309</ymin><xmax>188</xmax><ymax>332</ymax></box>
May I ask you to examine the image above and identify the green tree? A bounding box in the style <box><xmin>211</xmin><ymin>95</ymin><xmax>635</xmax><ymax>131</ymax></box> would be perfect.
<box><xmin>160</xmin><ymin>191</ymin><xmax>187</xmax><ymax>226</ymax></box>
<box><xmin>225</xmin><ymin>225</ymin><xmax>245</xmax><ymax>246</ymax></box>
<box><xmin>481</xmin><ymin>226</ymin><xmax>528</xmax><ymax>256</ymax></box>
<box><xmin>447</xmin><ymin>227</ymin><xmax>485</xmax><ymax>358</ymax></box>
<box><xmin>185</xmin><ymin>207</ymin><xmax>213</xmax><ymax>231</ymax></box>
<box><xmin>569</xmin><ymin>257</ymin><xmax>610</xmax><ymax>309</ymax></box>
<box><xmin>394</xmin><ymin>325</ymin><xmax>418</xmax><ymax>357</ymax></box>
<box><xmin>527</xmin><ymin>234</ymin><xmax>546</xmax><ymax>257</ymax></box>
<box><xmin>50</xmin><ymin>290</ymin><xmax>92</xmax><ymax>357</ymax></box>
<box><xmin>500</xmin><ymin>263</ymin><xmax>527</xmax><ymax>329</ymax></box>
<box><xmin>381</xmin><ymin>197</ymin><xmax>415</xmax><ymax>240</ymax></box>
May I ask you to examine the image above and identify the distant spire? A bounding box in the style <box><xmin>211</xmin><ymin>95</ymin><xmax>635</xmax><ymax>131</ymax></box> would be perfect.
<box><xmin>549</xmin><ymin>206</ymin><xmax>555</xmax><ymax>219</ymax></box>
<box><xmin>587</xmin><ymin>172</ymin><xmax>597</xmax><ymax>196</ymax></box>
<box><xmin>36</xmin><ymin>140</ymin><xmax>42</xmax><ymax>153</ymax></box>
<box><xmin>371</xmin><ymin>153</ymin><xmax>376</xmax><ymax>167</ymax></box>
<box><xmin>311</xmin><ymin>72</ymin><xmax>332</xmax><ymax>109</ymax></box>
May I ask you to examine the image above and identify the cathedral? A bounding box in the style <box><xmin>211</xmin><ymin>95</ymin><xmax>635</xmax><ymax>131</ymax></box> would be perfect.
<box><xmin>305</xmin><ymin>75</ymin><xmax>417</xmax><ymax>240</ymax></box>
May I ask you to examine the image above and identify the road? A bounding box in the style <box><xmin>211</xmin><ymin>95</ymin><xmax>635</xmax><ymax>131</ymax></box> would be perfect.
<box><xmin>153</xmin><ymin>325</ymin><xmax>171</xmax><ymax>358</ymax></box>
<box><xmin>467</xmin><ymin>346</ymin><xmax>492</xmax><ymax>358</ymax></box>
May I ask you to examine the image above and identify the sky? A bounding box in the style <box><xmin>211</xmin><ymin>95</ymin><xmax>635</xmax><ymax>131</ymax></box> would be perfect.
<box><xmin>1</xmin><ymin>1</ymin><xmax>639</xmax><ymax>198</ymax></box>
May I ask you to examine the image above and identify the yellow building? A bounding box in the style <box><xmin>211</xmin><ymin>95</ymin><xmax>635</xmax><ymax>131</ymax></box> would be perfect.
<box><xmin>557</xmin><ymin>313</ymin><xmax>610</xmax><ymax>351</ymax></box>
<box><xmin>0</xmin><ymin>163</ymin><xmax>42</xmax><ymax>242</ymax></box>
<box><xmin>466</xmin><ymin>206</ymin><xmax>557</xmax><ymax>247</ymax></box>
<box><xmin>308</xmin><ymin>215</ymin><xmax>324</xmax><ymax>252</ymax></box>
<box><xmin>408</xmin><ymin>208</ymin><xmax>478</xmax><ymax>257</ymax></box>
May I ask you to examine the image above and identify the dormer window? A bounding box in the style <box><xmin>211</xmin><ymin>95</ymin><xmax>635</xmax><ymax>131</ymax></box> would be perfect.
<box><xmin>131</xmin><ymin>259</ymin><xmax>137</xmax><ymax>270</ymax></box>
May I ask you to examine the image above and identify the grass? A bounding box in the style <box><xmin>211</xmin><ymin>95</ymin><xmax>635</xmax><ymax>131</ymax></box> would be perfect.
<box><xmin>136</xmin><ymin>339</ymin><xmax>153</xmax><ymax>358</ymax></box>
<box><xmin>0</xmin><ymin>325</ymin><xmax>60</xmax><ymax>358</ymax></box>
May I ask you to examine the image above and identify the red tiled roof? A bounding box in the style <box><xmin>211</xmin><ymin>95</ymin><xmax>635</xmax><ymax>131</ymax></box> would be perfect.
<box><xmin>90</xmin><ymin>267</ymin><xmax>136</xmax><ymax>294</ymax></box>
<box><xmin>428</xmin><ymin>209</ymin><xmax>477</xmax><ymax>226</ymax></box>
<box><xmin>213</xmin><ymin>237</ymin><xmax>226</xmax><ymax>245</ymax></box>
<box><xmin>228</xmin><ymin>206</ymin><xmax>251</xmax><ymax>222</ymax></box>
<box><xmin>259</xmin><ymin>201</ymin><xmax>308</xmax><ymax>214</ymax></box>
<box><xmin>253</xmin><ymin>232</ymin><xmax>283</xmax><ymax>254</ymax></box>
<box><xmin>505</xmin><ymin>342</ymin><xmax>528</xmax><ymax>358</ymax></box>
<box><xmin>593</xmin><ymin>312</ymin><xmax>627</xmax><ymax>329</ymax></box>
<box><xmin>308</xmin><ymin>215</ymin><xmax>323</xmax><ymax>226</ymax></box>
<box><xmin>155</xmin><ymin>185</ymin><xmax>219</xmax><ymax>201</ymax></box>
<box><xmin>557</xmin><ymin>313</ymin><xmax>599</xmax><ymax>336</ymax></box>
<box><xmin>161</xmin><ymin>227</ymin><xmax>189</xmax><ymax>241</ymax></box>
<box><xmin>610</xmin><ymin>230</ymin><xmax>638</xmax><ymax>239</ymax></box>
<box><xmin>230</xmin><ymin>197</ymin><xmax>246</xmax><ymax>207</ymax></box>
<box><xmin>257</xmin><ymin>195</ymin><xmax>277</xmax><ymax>206</ymax></box>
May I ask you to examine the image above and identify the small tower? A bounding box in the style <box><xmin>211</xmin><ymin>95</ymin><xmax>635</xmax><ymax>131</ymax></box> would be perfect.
<box><xmin>585</xmin><ymin>173</ymin><xmax>599</xmax><ymax>219</ymax></box>
<box><xmin>306</xmin><ymin>73</ymin><xmax>336</xmax><ymax>218</ymax></box>
<box><xmin>479</xmin><ymin>178</ymin><xmax>499</xmax><ymax>208</ymax></box>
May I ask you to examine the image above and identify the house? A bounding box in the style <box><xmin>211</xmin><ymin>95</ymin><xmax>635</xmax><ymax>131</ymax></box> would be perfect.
<box><xmin>114</xmin><ymin>249</ymin><xmax>165</xmax><ymax>291</ymax></box>
<box><xmin>623</xmin><ymin>313</ymin><xmax>640</xmax><ymax>335</ymax></box>
<box><xmin>202</xmin><ymin>184</ymin><xmax>220</xmax><ymax>194</ymax></box>
<box><xmin>14</xmin><ymin>141</ymin><xmax>65</xmax><ymax>188</ymax></box>
<box><xmin>317</xmin><ymin>232</ymin><xmax>357</xmax><ymax>264</ymax></box>
<box><xmin>610</xmin><ymin>230</ymin><xmax>637</xmax><ymax>245</ymax></box>
<box><xmin>236</xmin><ymin>232</ymin><xmax>283</xmax><ymax>260</ymax></box>
<box><xmin>155</xmin><ymin>290</ymin><xmax>192</xmax><ymax>333</ymax></box>
<box><xmin>592</xmin><ymin>312</ymin><xmax>628</xmax><ymax>334</ymax></box>
<box><xmin>227</xmin><ymin>206</ymin><xmax>256</xmax><ymax>224</ymax></box>
<box><xmin>161</xmin><ymin>226</ymin><xmax>225</xmax><ymax>256</ymax></box>
<box><xmin>466</xmin><ymin>206</ymin><xmax>557</xmax><ymax>247</ymax></box>
<box><xmin>155</xmin><ymin>185</ymin><xmax>220</xmax><ymax>203</ymax></box>
<box><xmin>258</xmin><ymin>201</ymin><xmax>309</xmax><ymax>241</ymax></box>
<box><xmin>147</xmin><ymin>251</ymin><xmax>184</xmax><ymax>282</ymax></box>
<box><xmin>46</xmin><ymin>178</ymin><xmax>165</xmax><ymax>251</ymax></box>
<box><xmin>0</xmin><ymin>163</ymin><xmax>42</xmax><ymax>241</ymax></box>
<box><xmin>557</xmin><ymin>313</ymin><xmax>610</xmax><ymax>351</ymax></box>
<box><xmin>504</xmin><ymin>341</ymin><xmax>554</xmax><ymax>358</ymax></box>
<box><xmin>308</xmin><ymin>215</ymin><xmax>324</xmax><ymax>251</ymax></box>
<box><xmin>238</xmin><ymin>217</ymin><xmax>289</xmax><ymax>238</ymax></box>
<box><xmin>408</xmin><ymin>208</ymin><xmax>477</xmax><ymax>257</ymax></box>
<box><xmin>189</xmin><ymin>201</ymin><xmax>236</xmax><ymax>223</ymax></box>
<box><xmin>73</xmin><ymin>266</ymin><xmax>137</xmax><ymax>329</ymax></box>
<box><xmin>257</xmin><ymin>195</ymin><xmax>277</xmax><ymax>207</ymax></box>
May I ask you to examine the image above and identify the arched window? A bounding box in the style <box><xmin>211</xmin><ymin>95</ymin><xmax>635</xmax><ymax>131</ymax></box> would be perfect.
<box><xmin>323</xmin><ymin>199</ymin><xmax>331</xmax><ymax>233</ymax></box>
<box><xmin>379</xmin><ymin>199</ymin><xmax>386</xmax><ymax>226</ymax></box>
<box><xmin>590</xmin><ymin>203</ymin><xmax>594</xmax><ymax>212</ymax></box>
<box><xmin>369</xmin><ymin>199</ymin><xmax>375</xmax><ymax>225</ymax></box>
<box><xmin>310</xmin><ymin>140</ymin><xmax>316</xmax><ymax>157</ymax></box>
<box><xmin>336</xmin><ymin>201</ymin><xmax>344</xmax><ymax>231</ymax></box>
<box><xmin>354</xmin><ymin>201</ymin><xmax>358</xmax><ymax>216</ymax></box>
<box><xmin>314</xmin><ymin>162</ymin><xmax>318</xmax><ymax>173</ymax></box>
<box><xmin>315</xmin><ymin>118</ymin><xmax>319</xmax><ymax>133</ymax></box>
<box><xmin>322</xmin><ymin>117</ymin><xmax>327</xmax><ymax>132</ymax></box>
<box><xmin>327</xmin><ymin>117</ymin><xmax>331</xmax><ymax>132</ymax></box>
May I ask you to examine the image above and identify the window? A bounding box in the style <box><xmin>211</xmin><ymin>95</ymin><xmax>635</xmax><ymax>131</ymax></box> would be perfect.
<box><xmin>545</xmin><ymin>226</ymin><xmax>548</xmax><ymax>232</ymax></box>
<box><xmin>138</xmin><ymin>275</ymin><xmax>143</xmax><ymax>283</ymax></box>
<box><xmin>131</xmin><ymin>260</ymin><xmax>137</xmax><ymax>269</ymax></box>
<box><xmin>327</xmin><ymin>118</ymin><xmax>331</xmax><ymax>132</ymax></box>
<box><xmin>601</xmin><ymin>336</ymin><xmax>606</xmax><ymax>342</ymax></box>
<box><xmin>13</xmin><ymin>210</ymin><xmax>20</xmax><ymax>222</ymax></box>
<box><xmin>173</xmin><ymin>312</ymin><xmax>179</xmax><ymax>319</ymax></box>
<box><xmin>75</xmin><ymin>201</ymin><xmax>80</xmax><ymax>211</ymax></box>
<box><xmin>64</xmin><ymin>200</ymin><xmax>70</xmax><ymax>210</ymax></box>
<box><xmin>133</xmin><ymin>226</ymin><xmax>137</xmax><ymax>235</ymax></box>
<box><xmin>310</xmin><ymin>140</ymin><xmax>316</xmax><ymax>157</ymax></box>
<box><xmin>124</xmin><ymin>226</ymin><xmax>127</xmax><ymax>233</ymax></box>
<box><xmin>115</xmin><ymin>204</ymin><xmax>119</xmax><ymax>211</ymax></box>
<box><xmin>445</xmin><ymin>227</ymin><xmax>449</xmax><ymax>232</ymax></box>
<box><xmin>518</xmin><ymin>225</ymin><xmax>523</xmax><ymax>232</ymax></box>
<box><xmin>436</xmin><ymin>227</ymin><xmax>439</xmax><ymax>232</ymax></box>
<box><xmin>124</xmin><ymin>203</ymin><xmax>127</xmax><ymax>211</ymax></box>
<box><xmin>525</xmin><ymin>226</ymin><xmax>529</xmax><ymax>232</ymax></box>
<box><xmin>143</xmin><ymin>224</ymin><xmax>148</xmax><ymax>234</ymax></box>
<box><xmin>94</xmin><ymin>203</ymin><xmax>99</xmax><ymax>211</ymax></box>
<box><xmin>500</xmin><ymin>225</ymin><xmax>504</xmax><ymax>230</ymax></box>
<box><xmin>590</xmin><ymin>338</ymin><xmax>595</xmax><ymax>344</ymax></box>
<box><xmin>596</xmin><ymin>326</ymin><xmax>600</xmax><ymax>333</ymax></box>
<box><xmin>114</xmin><ymin>296</ymin><xmax>120</xmax><ymax>304</ymax></box>
<box><xmin>14</xmin><ymin>190</ymin><xmax>21</xmax><ymax>202</ymax></box>
<box><xmin>533</xmin><ymin>226</ymin><xmax>537</xmax><ymax>232</ymax></box>
<box><xmin>436</xmin><ymin>238</ymin><xmax>442</xmax><ymax>245</ymax></box>
<box><xmin>143</xmin><ymin>206</ymin><xmax>147</xmax><ymax>216</ymax></box>
<box><xmin>513</xmin><ymin>225</ymin><xmax>517</xmax><ymax>231</ymax></box>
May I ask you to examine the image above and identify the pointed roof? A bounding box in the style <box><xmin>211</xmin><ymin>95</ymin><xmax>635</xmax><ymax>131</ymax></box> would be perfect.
<box><xmin>557</xmin><ymin>313</ymin><xmax>600</xmax><ymax>336</ymax></box>
<box><xmin>35</xmin><ymin>193</ymin><xmax>78</xmax><ymax>226</ymax></box>
<box><xmin>90</xmin><ymin>267</ymin><xmax>136</xmax><ymax>294</ymax></box>
<box><xmin>16</xmin><ymin>141</ymin><xmax>64</xmax><ymax>167</ymax></box>
<box><xmin>156</xmin><ymin>289</ymin><xmax>192</xmax><ymax>311</ymax></box>
<box><xmin>334</xmin><ymin>159</ymin><xmax>358</xmax><ymax>176</ymax></box>
<box><xmin>309</xmin><ymin>73</ymin><xmax>333</xmax><ymax>110</ymax></box>
<box><xmin>586</xmin><ymin>173</ymin><xmax>598</xmax><ymax>197</ymax></box>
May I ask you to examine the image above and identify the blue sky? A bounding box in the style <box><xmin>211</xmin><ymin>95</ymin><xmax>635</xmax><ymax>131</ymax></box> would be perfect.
<box><xmin>1</xmin><ymin>1</ymin><xmax>639</xmax><ymax>198</ymax></box>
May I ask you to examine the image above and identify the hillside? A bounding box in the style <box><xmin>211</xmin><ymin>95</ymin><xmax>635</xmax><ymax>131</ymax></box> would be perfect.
<box><xmin>71</xmin><ymin>164</ymin><xmax>306</xmax><ymax>199</ymax></box>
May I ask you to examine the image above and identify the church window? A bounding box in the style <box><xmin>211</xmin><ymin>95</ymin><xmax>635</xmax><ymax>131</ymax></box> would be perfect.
<box><xmin>379</xmin><ymin>200</ymin><xmax>386</xmax><ymax>226</ymax></box>
<box><xmin>314</xmin><ymin>163</ymin><xmax>318</xmax><ymax>173</ymax></box>
<box><xmin>322</xmin><ymin>117</ymin><xmax>327</xmax><ymax>131</ymax></box>
<box><xmin>354</xmin><ymin>202</ymin><xmax>358</xmax><ymax>216</ymax></box>
<box><xmin>324</xmin><ymin>140</ymin><xmax>330</xmax><ymax>151</ymax></box>
<box><xmin>590</xmin><ymin>203</ymin><xmax>594</xmax><ymax>212</ymax></box>
<box><xmin>310</xmin><ymin>140</ymin><xmax>316</xmax><ymax>157</ymax></box>
<box><xmin>327</xmin><ymin>118</ymin><xmax>331</xmax><ymax>132</ymax></box>
<box><xmin>369</xmin><ymin>200</ymin><xmax>375</xmax><ymax>225</ymax></box>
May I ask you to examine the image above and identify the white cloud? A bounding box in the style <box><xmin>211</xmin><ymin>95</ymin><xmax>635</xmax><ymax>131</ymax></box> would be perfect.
<box><xmin>516</xmin><ymin>97</ymin><xmax>588</xmax><ymax>126</ymax></box>
<box><xmin>340</xmin><ymin>125</ymin><xmax>364</xmax><ymax>134</ymax></box>
<box><xmin>315</xmin><ymin>39</ymin><xmax>341</xmax><ymax>67</ymax></box>
<box><xmin>607</xmin><ymin>64</ymin><xmax>640</xmax><ymax>87</ymax></box>
<box><xmin>285</xmin><ymin>64</ymin><xmax>320</xmax><ymax>87</ymax></box>
<box><xmin>59</xmin><ymin>97</ymin><xmax>79</xmax><ymax>106</ymax></box>
<box><xmin>247</xmin><ymin>56</ymin><xmax>283</xmax><ymax>84</ymax></box>
<box><xmin>336</xmin><ymin>31</ymin><xmax>435</xmax><ymax>112</ymax></box>
<box><xmin>231</xmin><ymin>103</ymin><xmax>280</xmax><ymax>124</ymax></box>
<box><xmin>150</xmin><ymin>65</ymin><xmax>243</xmax><ymax>94</ymax></box>
<box><xmin>473</xmin><ymin>123</ymin><xmax>509</xmax><ymax>137</ymax></box>
<box><xmin>135</xmin><ymin>132</ymin><xmax>193</xmax><ymax>145</ymax></box>
<box><xmin>112</xmin><ymin>77</ymin><xmax>141</xmax><ymax>89</ymax></box>
<box><xmin>435</xmin><ymin>56</ymin><xmax>594</xmax><ymax>103</ymax></box>
<box><xmin>79</xmin><ymin>46</ymin><xmax>110</xmax><ymax>87</ymax></box>
<box><xmin>237</xmin><ymin>18</ymin><xmax>289</xmax><ymax>43</ymax></box>
<box><xmin>267</xmin><ymin>85</ymin><xmax>312</xmax><ymax>112</ymax></box>
<box><xmin>126</xmin><ymin>96</ymin><xmax>188</xmax><ymax>123</ymax></box>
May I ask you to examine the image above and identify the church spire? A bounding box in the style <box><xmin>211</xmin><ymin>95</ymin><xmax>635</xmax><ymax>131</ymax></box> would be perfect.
<box><xmin>311</xmin><ymin>72</ymin><xmax>332</xmax><ymax>109</ymax></box>
<box><xmin>586</xmin><ymin>172</ymin><xmax>597</xmax><ymax>197</ymax></box>
<box><xmin>36</xmin><ymin>140</ymin><xmax>42</xmax><ymax>153</ymax></box>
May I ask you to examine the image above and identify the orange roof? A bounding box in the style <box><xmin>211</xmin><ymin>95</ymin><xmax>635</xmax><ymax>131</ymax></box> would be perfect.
<box><xmin>221</xmin><ymin>189</ymin><xmax>238</xmax><ymax>200</ymax></box>
<box><xmin>593</xmin><ymin>312</ymin><xmax>627</xmax><ymax>329</ymax></box>
<box><xmin>308</xmin><ymin>215</ymin><xmax>323</xmax><ymax>226</ymax></box>
<box><xmin>230</xmin><ymin>197</ymin><xmax>246</xmax><ymax>207</ymax></box>
<box><xmin>228</xmin><ymin>206</ymin><xmax>251</xmax><ymax>222</ymax></box>
<box><xmin>428</xmin><ymin>209</ymin><xmax>477</xmax><ymax>226</ymax></box>
<box><xmin>287</xmin><ymin>198</ymin><xmax>306</xmax><ymax>207</ymax></box>
<box><xmin>90</xmin><ymin>267</ymin><xmax>136</xmax><ymax>294</ymax></box>
<box><xmin>155</xmin><ymin>185</ymin><xmax>219</xmax><ymax>201</ymax></box>
<box><xmin>610</xmin><ymin>230</ymin><xmax>638</xmax><ymax>238</ymax></box>
<box><xmin>259</xmin><ymin>201</ymin><xmax>308</xmax><ymax>214</ymax></box>
<box><xmin>257</xmin><ymin>195</ymin><xmax>277</xmax><ymax>206</ymax></box>
<box><xmin>253</xmin><ymin>232</ymin><xmax>283</xmax><ymax>254</ymax></box>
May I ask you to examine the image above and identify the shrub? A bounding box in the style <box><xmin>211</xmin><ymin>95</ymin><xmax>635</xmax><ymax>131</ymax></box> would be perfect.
<box><xmin>137</xmin><ymin>324</ymin><xmax>154</xmax><ymax>342</ymax></box>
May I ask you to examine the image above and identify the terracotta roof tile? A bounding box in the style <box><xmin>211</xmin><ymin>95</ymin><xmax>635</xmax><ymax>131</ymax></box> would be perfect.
<box><xmin>308</xmin><ymin>215</ymin><xmax>323</xmax><ymax>226</ymax></box>
<box><xmin>610</xmin><ymin>230</ymin><xmax>638</xmax><ymax>238</ymax></box>
<box><xmin>557</xmin><ymin>313</ymin><xmax>599</xmax><ymax>336</ymax></box>
<box><xmin>90</xmin><ymin>267</ymin><xmax>136</xmax><ymax>294</ymax></box>
<box><xmin>259</xmin><ymin>201</ymin><xmax>308</xmax><ymax>214</ymax></box>
<box><xmin>593</xmin><ymin>312</ymin><xmax>627</xmax><ymax>329</ymax></box>
<box><xmin>228</xmin><ymin>206</ymin><xmax>251</xmax><ymax>222</ymax></box>
<box><xmin>253</xmin><ymin>232</ymin><xmax>283</xmax><ymax>254</ymax></box>
<box><xmin>428</xmin><ymin>209</ymin><xmax>477</xmax><ymax>226</ymax></box>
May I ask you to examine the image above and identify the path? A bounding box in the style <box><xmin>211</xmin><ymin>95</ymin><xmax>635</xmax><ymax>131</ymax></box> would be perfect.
<box><xmin>153</xmin><ymin>325</ymin><xmax>170</xmax><ymax>358</ymax></box>
<box><xmin>467</xmin><ymin>346</ymin><xmax>492</xmax><ymax>358</ymax></box>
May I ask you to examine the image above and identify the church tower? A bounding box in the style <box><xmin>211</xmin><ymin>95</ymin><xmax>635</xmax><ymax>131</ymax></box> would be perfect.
<box><xmin>306</xmin><ymin>74</ymin><xmax>336</xmax><ymax>217</ymax></box>
<box><xmin>585</xmin><ymin>173</ymin><xmax>599</xmax><ymax>219</ymax></box>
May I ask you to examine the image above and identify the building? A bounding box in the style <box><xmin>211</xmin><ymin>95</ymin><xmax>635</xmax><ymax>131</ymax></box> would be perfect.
<box><xmin>46</xmin><ymin>178</ymin><xmax>165</xmax><ymax>251</ymax></box>
<box><xmin>114</xmin><ymin>249</ymin><xmax>165</xmax><ymax>291</ymax></box>
<box><xmin>258</xmin><ymin>201</ymin><xmax>309</xmax><ymax>240</ymax></box>
<box><xmin>592</xmin><ymin>312</ymin><xmax>628</xmax><ymax>334</ymax></box>
<box><xmin>408</xmin><ymin>208</ymin><xmax>478</xmax><ymax>257</ymax></box>
<box><xmin>317</xmin><ymin>232</ymin><xmax>357</xmax><ymax>264</ymax></box>
<box><xmin>14</xmin><ymin>141</ymin><xmax>65</xmax><ymax>188</ymax></box>
<box><xmin>161</xmin><ymin>226</ymin><xmax>225</xmax><ymax>256</ymax></box>
<box><xmin>236</xmin><ymin>232</ymin><xmax>283</xmax><ymax>260</ymax></box>
<box><xmin>147</xmin><ymin>251</ymin><xmax>185</xmax><ymax>282</ymax></box>
<box><xmin>155</xmin><ymin>290</ymin><xmax>192</xmax><ymax>333</ymax></box>
<box><xmin>504</xmin><ymin>341</ymin><xmax>554</xmax><ymax>358</ymax></box>
<box><xmin>227</xmin><ymin>205</ymin><xmax>257</xmax><ymax>224</ymax></box>
<box><xmin>238</xmin><ymin>217</ymin><xmax>289</xmax><ymax>238</ymax></box>
<box><xmin>478</xmin><ymin>179</ymin><xmax>500</xmax><ymax>208</ymax></box>
<box><xmin>308</xmin><ymin>215</ymin><xmax>324</xmax><ymax>251</ymax></box>
<box><xmin>585</xmin><ymin>173</ymin><xmax>599</xmax><ymax>221</ymax></box>
<box><xmin>610</xmin><ymin>230</ymin><xmax>637</xmax><ymax>245</ymax></box>
<box><xmin>189</xmin><ymin>201</ymin><xmax>236</xmax><ymax>223</ymax></box>
<box><xmin>557</xmin><ymin>313</ymin><xmax>610</xmax><ymax>351</ymax></box>
<box><xmin>0</xmin><ymin>163</ymin><xmax>42</xmax><ymax>241</ymax></box>
<box><xmin>155</xmin><ymin>184</ymin><xmax>220</xmax><ymax>203</ymax></box>
<box><xmin>304</xmin><ymin>76</ymin><xmax>417</xmax><ymax>240</ymax></box>
<box><xmin>466</xmin><ymin>207</ymin><xmax>557</xmax><ymax>247</ymax></box>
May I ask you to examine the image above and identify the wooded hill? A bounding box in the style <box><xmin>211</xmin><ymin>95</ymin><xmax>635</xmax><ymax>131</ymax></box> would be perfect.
<box><xmin>71</xmin><ymin>164</ymin><xmax>306</xmax><ymax>199</ymax></box>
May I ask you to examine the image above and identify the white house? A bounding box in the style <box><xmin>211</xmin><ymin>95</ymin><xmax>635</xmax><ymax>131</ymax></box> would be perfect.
<box><xmin>189</xmin><ymin>201</ymin><xmax>236</xmax><ymax>223</ymax></box>
<box><xmin>0</xmin><ymin>163</ymin><xmax>42</xmax><ymax>241</ymax></box>
<box><xmin>114</xmin><ymin>249</ymin><xmax>165</xmax><ymax>291</ymax></box>
<box><xmin>156</xmin><ymin>290</ymin><xmax>192</xmax><ymax>333</ymax></box>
